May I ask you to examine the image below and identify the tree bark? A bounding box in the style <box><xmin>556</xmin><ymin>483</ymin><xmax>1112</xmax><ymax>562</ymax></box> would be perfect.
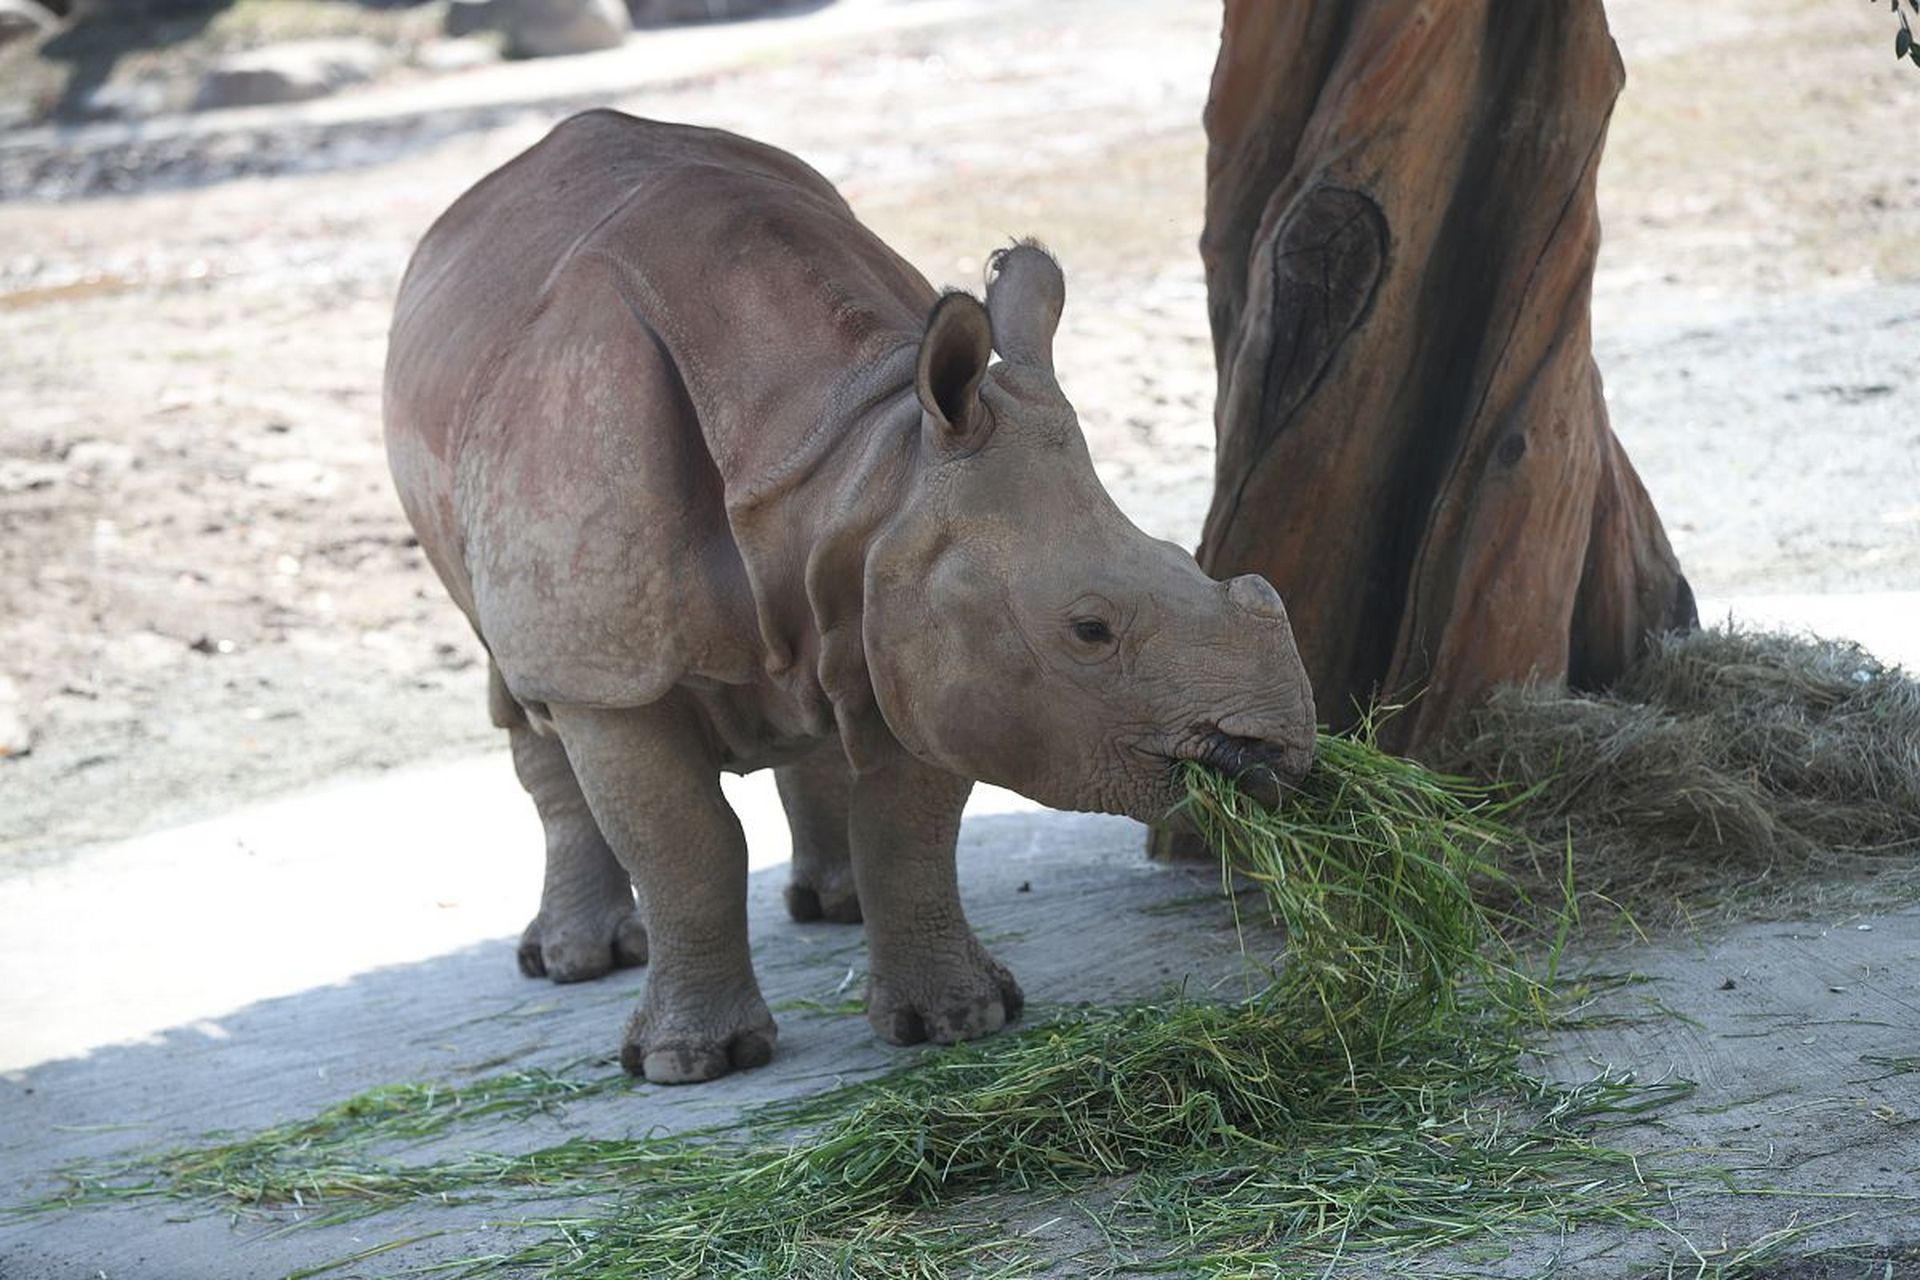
<box><xmin>1195</xmin><ymin>0</ymin><xmax>1695</xmax><ymax>759</ymax></box>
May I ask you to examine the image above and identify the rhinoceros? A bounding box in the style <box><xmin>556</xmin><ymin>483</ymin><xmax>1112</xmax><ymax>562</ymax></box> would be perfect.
<box><xmin>384</xmin><ymin>110</ymin><xmax>1315</xmax><ymax>1083</ymax></box>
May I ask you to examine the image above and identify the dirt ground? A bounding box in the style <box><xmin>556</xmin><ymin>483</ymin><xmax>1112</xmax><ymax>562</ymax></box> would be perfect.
<box><xmin>0</xmin><ymin>0</ymin><xmax>1916</xmax><ymax>863</ymax></box>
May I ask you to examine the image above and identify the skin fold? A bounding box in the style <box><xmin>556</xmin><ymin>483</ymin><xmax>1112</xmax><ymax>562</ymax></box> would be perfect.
<box><xmin>384</xmin><ymin>110</ymin><xmax>1316</xmax><ymax>1084</ymax></box>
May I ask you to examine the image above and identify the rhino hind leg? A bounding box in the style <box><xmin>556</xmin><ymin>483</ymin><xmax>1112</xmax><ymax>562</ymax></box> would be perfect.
<box><xmin>850</xmin><ymin>748</ymin><xmax>1022</xmax><ymax>1046</ymax></box>
<box><xmin>774</xmin><ymin>743</ymin><xmax>862</xmax><ymax>924</ymax></box>
<box><xmin>508</xmin><ymin>723</ymin><xmax>649</xmax><ymax>983</ymax></box>
<box><xmin>549</xmin><ymin>697</ymin><xmax>776</xmax><ymax>1084</ymax></box>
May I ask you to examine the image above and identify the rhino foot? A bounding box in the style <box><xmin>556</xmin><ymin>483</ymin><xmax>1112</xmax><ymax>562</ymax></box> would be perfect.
<box><xmin>776</xmin><ymin>748</ymin><xmax>861</xmax><ymax>924</ymax></box>
<box><xmin>619</xmin><ymin>993</ymin><xmax>777</xmax><ymax>1084</ymax></box>
<box><xmin>867</xmin><ymin>945</ymin><xmax>1024</xmax><ymax>1046</ymax></box>
<box><xmin>784</xmin><ymin>872</ymin><xmax>862</xmax><ymax>924</ymax></box>
<box><xmin>517</xmin><ymin>907</ymin><xmax>648</xmax><ymax>983</ymax></box>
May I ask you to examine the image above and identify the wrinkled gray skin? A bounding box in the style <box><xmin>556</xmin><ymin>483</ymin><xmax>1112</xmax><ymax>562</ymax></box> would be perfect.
<box><xmin>384</xmin><ymin>110</ymin><xmax>1315</xmax><ymax>1084</ymax></box>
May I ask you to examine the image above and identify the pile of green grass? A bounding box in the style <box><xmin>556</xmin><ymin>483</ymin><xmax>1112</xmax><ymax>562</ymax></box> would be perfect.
<box><xmin>29</xmin><ymin>728</ymin><xmax>1716</xmax><ymax>1277</ymax></box>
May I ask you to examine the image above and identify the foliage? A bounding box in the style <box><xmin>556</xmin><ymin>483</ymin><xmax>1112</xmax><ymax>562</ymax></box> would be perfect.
<box><xmin>1882</xmin><ymin>0</ymin><xmax>1920</xmax><ymax>69</ymax></box>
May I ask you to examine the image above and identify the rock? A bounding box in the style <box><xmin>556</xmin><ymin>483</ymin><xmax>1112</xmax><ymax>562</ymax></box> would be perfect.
<box><xmin>446</xmin><ymin>0</ymin><xmax>629</xmax><ymax>58</ymax></box>
<box><xmin>0</xmin><ymin>0</ymin><xmax>57</xmax><ymax>48</ymax></box>
<box><xmin>192</xmin><ymin>38</ymin><xmax>391</xmax><ymax>111</ymax></box>
<box><xmin>63</xmin><ymin>0</ymin><xmax>206</xmax><ymax>13</ymax></box>
<box><xmin>627</xmin><ymin>0</ymin><xmax>796</xmax><ymax>26</ymax></box>
<box><xmin>414</xmin><ymin>36</ymin><xmax>501</xmax><ymax>74</ymax></box>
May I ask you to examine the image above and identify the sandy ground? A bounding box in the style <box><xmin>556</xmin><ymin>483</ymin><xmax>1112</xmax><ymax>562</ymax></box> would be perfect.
<box><xmin>0</xmin><ymin>0</ymin><xmax>1917</xmax><ymax>1274</ymax></box>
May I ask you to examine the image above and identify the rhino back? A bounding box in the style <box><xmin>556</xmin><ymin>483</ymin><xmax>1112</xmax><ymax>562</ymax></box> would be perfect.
<box><xmin>385</xmin><ymin>111</ymin><xmax>935</xmax><ymax>716</ymax></box>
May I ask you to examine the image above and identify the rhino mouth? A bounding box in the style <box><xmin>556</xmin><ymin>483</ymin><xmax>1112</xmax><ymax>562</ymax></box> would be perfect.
<box><xmin>1172</xmin><ymin>728</ymin><xmax>1312</xmax><ymax>811</ymax></box>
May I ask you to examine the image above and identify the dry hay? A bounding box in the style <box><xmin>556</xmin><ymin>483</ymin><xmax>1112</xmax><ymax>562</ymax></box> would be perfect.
<box><xmin>1440</xmin><ymin>625</ymin><xmax>1920</xmax><ymax>924</ymax></box>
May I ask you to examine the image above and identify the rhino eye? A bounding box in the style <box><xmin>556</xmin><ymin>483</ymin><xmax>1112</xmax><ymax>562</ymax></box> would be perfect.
<box><xmin>1071</xmin><ymin>618</ymin><xmax>1115</xmax><ymax>646</ymax></box>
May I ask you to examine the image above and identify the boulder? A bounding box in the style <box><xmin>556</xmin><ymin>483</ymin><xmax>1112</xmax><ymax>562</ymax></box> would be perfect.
<box><xmin>445</xmin><ymin>0</ymin><xmax>628</xmax><ymax>58</ymax></box>
<box><xmin>626</xmin><ymin>0</ymin><xmax>797</xmax><ymax>25</ymax></box>
<box><xmin>0</xmin><ymin>0</ymin><xmax>57</xmax><ymax>48</ymax></box>
<box><xmin>192</xmin><ymin>37</ymin><xmax>390</xmax><ymax>111</ymax></box>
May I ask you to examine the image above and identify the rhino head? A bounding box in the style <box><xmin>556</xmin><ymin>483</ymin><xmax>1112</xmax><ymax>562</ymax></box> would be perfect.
<box><xmin>836</xmin><ymin>245</ymin><xmax>1316</xmax><ymax>824</ymax></box>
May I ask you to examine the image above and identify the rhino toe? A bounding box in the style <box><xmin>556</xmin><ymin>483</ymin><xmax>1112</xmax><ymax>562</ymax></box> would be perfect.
<box><xmin>867</xmin><ymin>950</ymin><xmax>1024</xmax><ymax>1046</ymax></box>
<box><xmin>784</xmin><ymin>879</ymin><xmax>863</xmax><ymax>924</ymax></box>
<box><xmin>620</xmin><ymin>997</ymin><xmax>777</xmax><ymax>1084</ymax></box>
<box><xmin>518</xmin><ymin>908</ymin><xmax>648</xmax><ymax>983</ymax></box>
<box><xmin>626</xmin><ymin>1030</ymin><xmax>776</xmax><ymax>1084</ymax></box>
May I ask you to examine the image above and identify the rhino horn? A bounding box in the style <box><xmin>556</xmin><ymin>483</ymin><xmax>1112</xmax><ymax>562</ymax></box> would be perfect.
<box><xmin>984</xmin><ymin>241</ymin><xmax>1064</xmax><ymax>373</ymax></box>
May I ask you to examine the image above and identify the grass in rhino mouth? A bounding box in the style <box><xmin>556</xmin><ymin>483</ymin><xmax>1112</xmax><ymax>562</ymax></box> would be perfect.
<box><xmin>23</xmin><ymin>651</ymin><xmax>1915</xmax><ymax>1276</ymax></box>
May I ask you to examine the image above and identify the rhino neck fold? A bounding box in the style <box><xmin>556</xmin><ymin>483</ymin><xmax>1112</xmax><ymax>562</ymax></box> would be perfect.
<box><xmin>719</xmin><ymin>343</ymin><xmax>928</xmax><ymax>756</ymax></box>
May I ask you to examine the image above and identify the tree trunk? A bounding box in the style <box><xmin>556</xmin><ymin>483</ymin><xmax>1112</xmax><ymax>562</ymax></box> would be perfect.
<box><xmin>1206</xmin><ymin>0</ymin><xmax>1693</xmax><ymax>742</ymax></box>
<box><xmin>1153</xmin><ymin>0</ymin><xmax>1695</xmax><ymax>858</ymax></box>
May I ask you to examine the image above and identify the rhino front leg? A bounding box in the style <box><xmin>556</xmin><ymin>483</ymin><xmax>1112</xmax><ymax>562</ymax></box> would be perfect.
<box><xmin>850</xmin><ymin>747</ymin><xmax>1022</xmax><ymax>1045</ymax></box>
<box><xmin>775</xmin><ymin>742</ymin><xmax>862</xmax><ymax>924</ymax></box>
<box><xmin>550</xmin><ymin>698</ymin><xmax>776</xmax><ymax>1084</ymax></box>
<box><xmin>509</xmin><ymin>725</ymin><xmax>648</xmax><ymax>982</ymax></box>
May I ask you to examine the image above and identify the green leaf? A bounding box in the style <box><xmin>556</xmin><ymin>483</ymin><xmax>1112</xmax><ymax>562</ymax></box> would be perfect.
<box><xmin>1900</xmin><ymin>25</ymin><xmax>1914</xmax><ymax>58</ymax></box>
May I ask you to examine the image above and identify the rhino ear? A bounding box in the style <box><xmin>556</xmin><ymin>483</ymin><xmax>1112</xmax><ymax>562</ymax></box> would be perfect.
<box><xmin>984</xmin><ymin>241</ymin><xmax>1064</xmax><ymax>373</ymax></box>
<box><xmin>916</xmin><ymin>292</ymin><xmax>993</xmax><ymax>442</ymax></box>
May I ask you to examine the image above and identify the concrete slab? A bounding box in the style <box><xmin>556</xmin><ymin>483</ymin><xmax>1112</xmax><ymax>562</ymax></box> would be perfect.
<box><xmin>3</xmin><ymin>845</ymin><xmax>1914</xmax><ymax>1278</ymax></box>
<box><xmin>1525</xmin><ymin>909</ymin><xmax>1920</xmax><ymax>1275</ymax></box>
